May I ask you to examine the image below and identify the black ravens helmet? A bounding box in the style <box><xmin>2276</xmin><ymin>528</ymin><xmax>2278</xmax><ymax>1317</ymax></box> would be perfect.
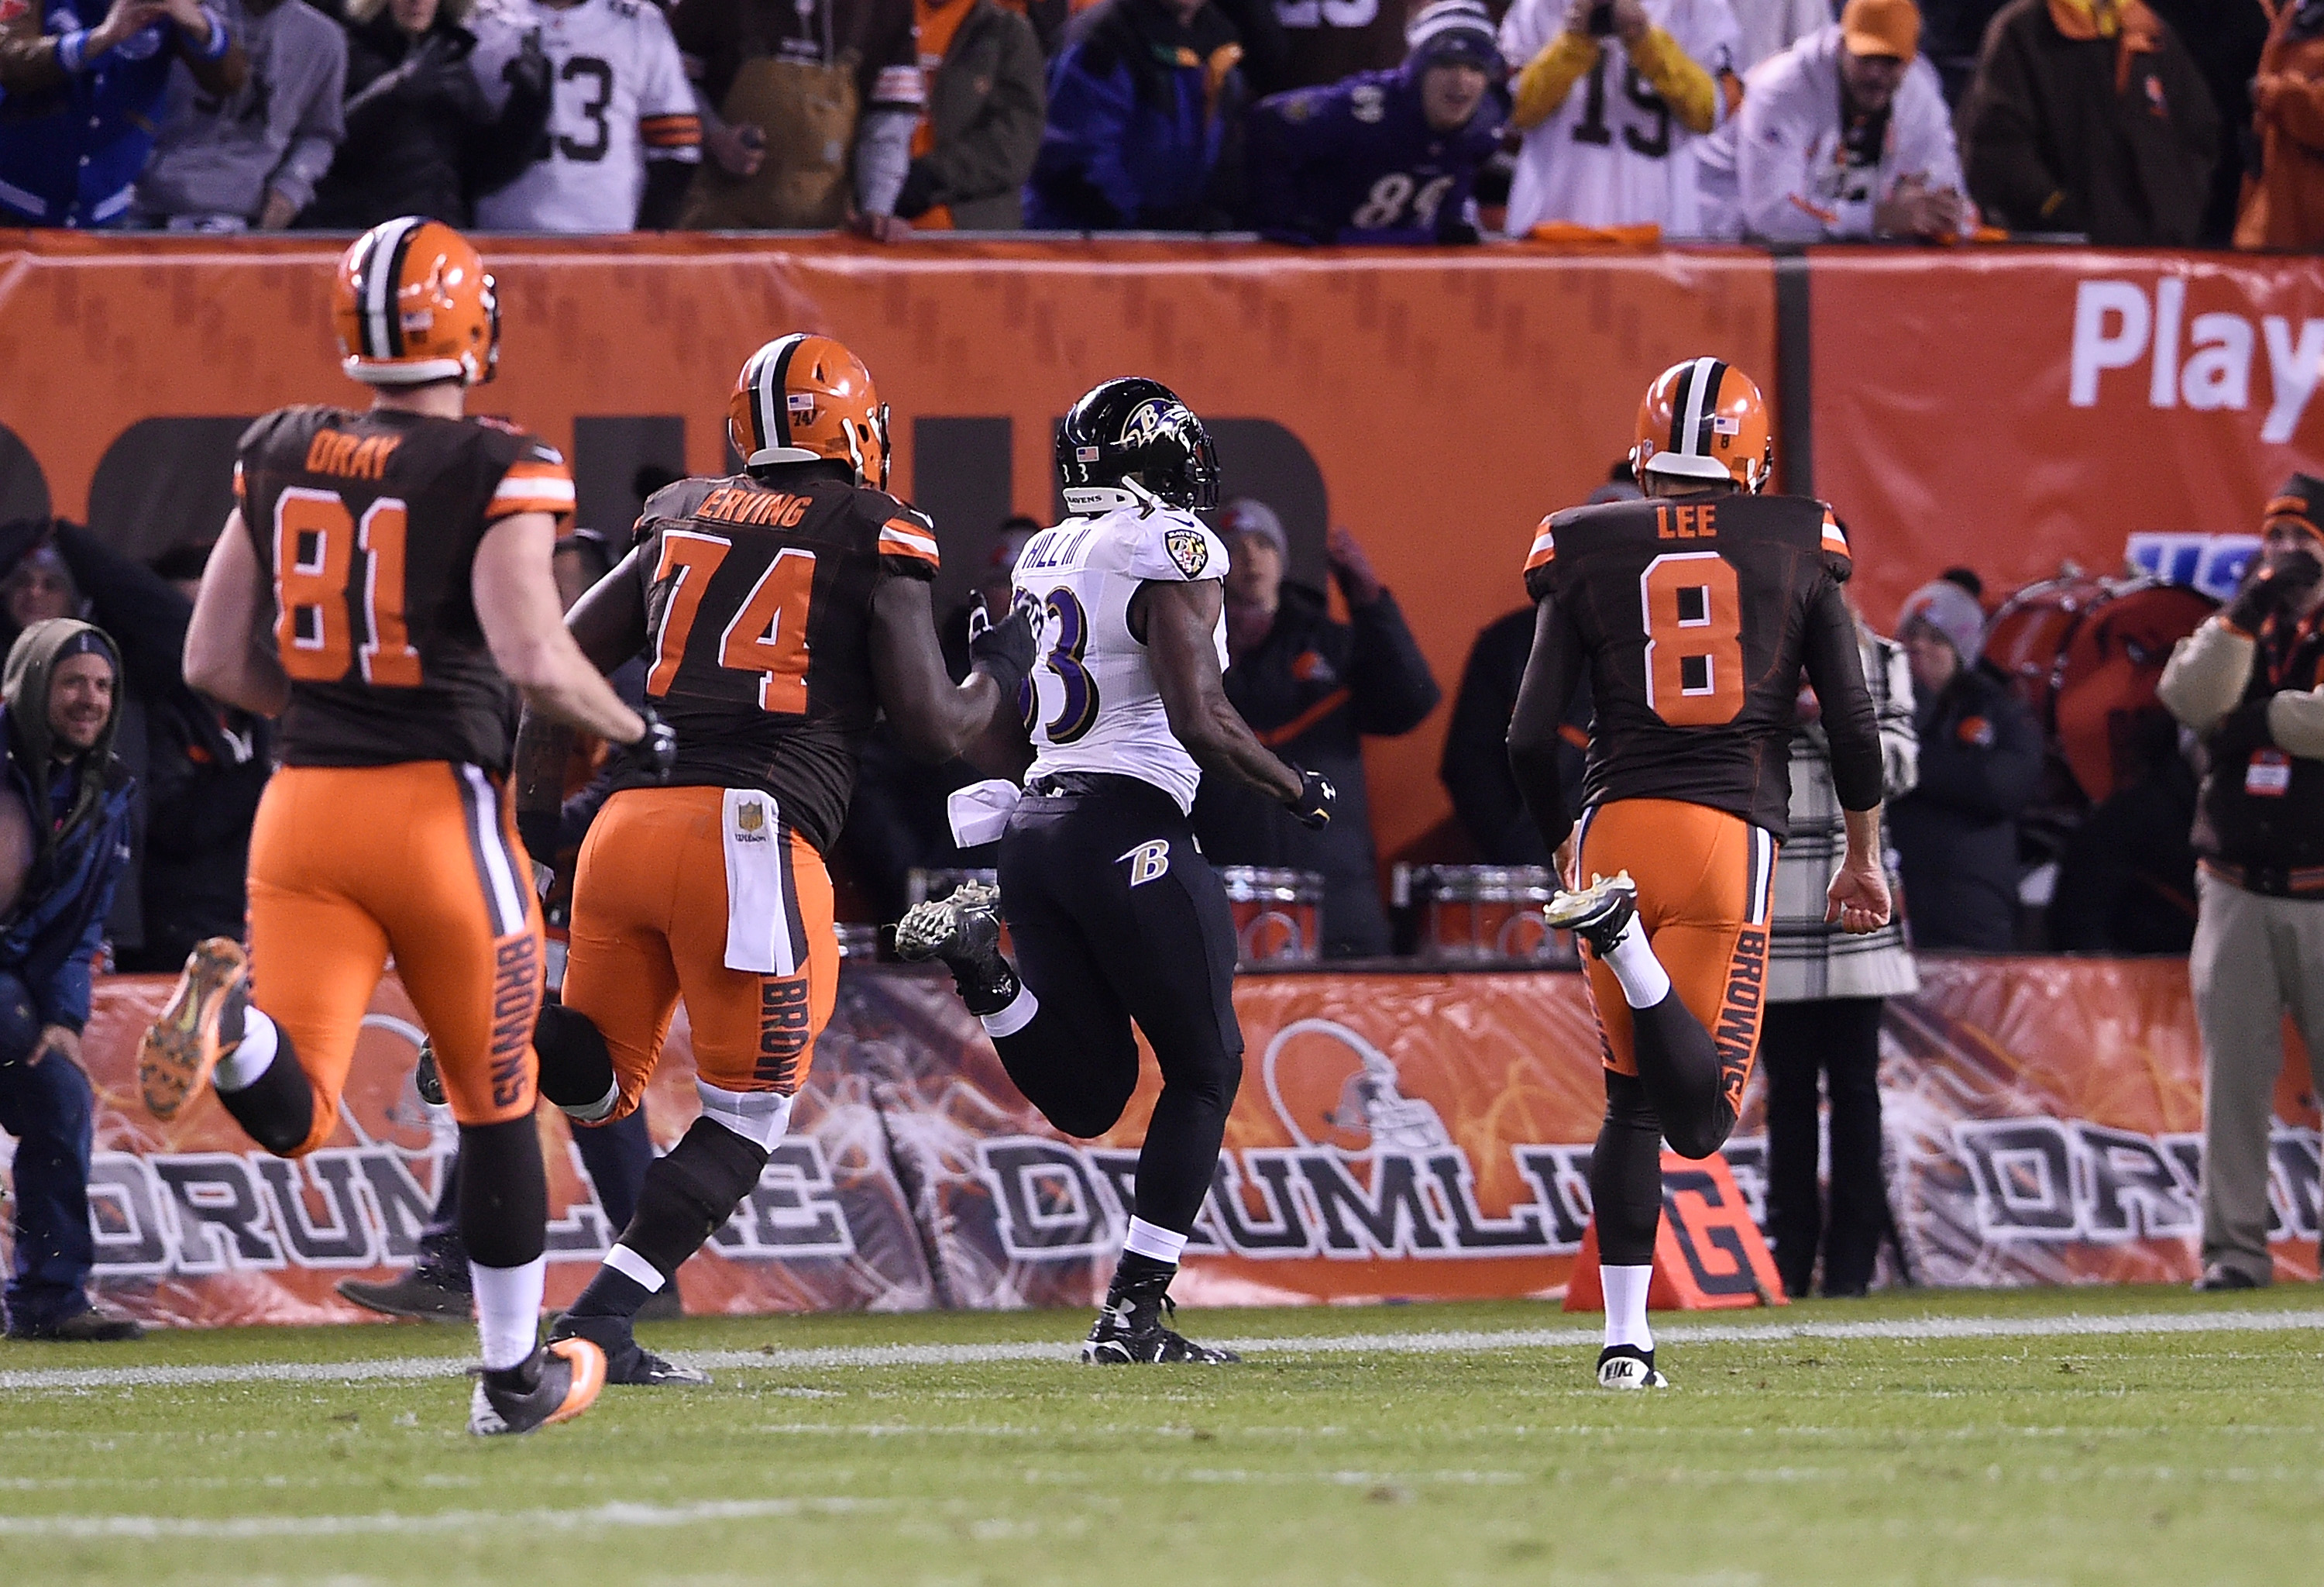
<box><xmin>1055</xmin><ymin>377</ymin><xmax>1220</xmax><ymax>514</ymax></box>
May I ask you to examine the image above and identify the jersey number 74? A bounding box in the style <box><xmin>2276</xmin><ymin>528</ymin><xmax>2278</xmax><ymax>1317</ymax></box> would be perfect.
<box><xmin>648</xmin><ymin>529</ymin><xmax>815</xmax><ymax>714</ymax></box>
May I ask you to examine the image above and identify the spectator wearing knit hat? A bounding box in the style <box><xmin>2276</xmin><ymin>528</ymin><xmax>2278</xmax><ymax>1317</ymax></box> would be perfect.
<box><xmin>1244</xmin><ymin>0</ymin><xmax>1508</xmax><ymax>246</ymax></box>
<box><xmin>1191</xmin><ymin>501</ymin><xmax>1440</xmax><ymax>959</ymax></box>
<box><xmin>1889</xmin><ymin>577</ymin><xmax>2043</xmax><ymax>951</ymax></box>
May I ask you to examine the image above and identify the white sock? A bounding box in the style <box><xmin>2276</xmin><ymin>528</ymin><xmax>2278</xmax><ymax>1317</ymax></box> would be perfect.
<box><xmin>1601</xmin><ymin>918</ymin><xmax>1672</xmax><ymax>1009</ymax></box>
<box><xmin>1602</xmin><ymin>1263</ymin><xmax>1654</xmax><ymax>1351</ymax></box>
<box><xmin>469</xmin><ymin>1256</ymin><xmax>547</xmax><ymax>1372</ymax></box>
<box><xmin>980</xmin><ymin>982</ymin><xmax>1039</xmax><ymax>1039</ymax></box>
<box><xmin>212</xmin><ymin>1007</ymin><xmax>280</xmax><ymax>1093</ymax></box>
<box><xmin>1122</xmin><ymin>1217</ymin><xmax>1188</xmax><ymax>1265</ymax></box>
<box><xmin>603</xmin><ymin>1241</ymin><xmax>667</xmax><ymax>1294</ymax></box>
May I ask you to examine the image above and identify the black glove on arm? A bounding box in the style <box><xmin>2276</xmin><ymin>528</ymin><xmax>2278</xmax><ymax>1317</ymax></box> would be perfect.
<box><xmin>2226</xmin><ymin>548</ymin><xmax>2322</xmax><ymax>632</ymax></box>
<box><xmin>967</xmin><ymin>589</ymin><xmax>1040</xmax><ymax>703</ymax></box>
<box><xmin>631</xmin><ymin>704</ymin><xmax>679</xmax><ymax>784</ymax></box>
<box><xmin>1286</xmin><ymin>766</ymin><xmax>1336</xmax><ymax>830</ymax></box>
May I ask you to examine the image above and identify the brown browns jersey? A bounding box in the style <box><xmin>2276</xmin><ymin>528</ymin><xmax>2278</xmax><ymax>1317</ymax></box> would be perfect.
<box><xmin>609</xmin><ymin>470</ymin><xmax>940</xmax><ymax>855</ymax></box>
<box><xmin>1521</xmin><ymin>492</ymin><xmax>1882</xmax><ymax>839</ymax></box>
<box><xmin>236</xmin><ymin>404</ymin><xmax>574</xmax><ymax>771</ymax></box>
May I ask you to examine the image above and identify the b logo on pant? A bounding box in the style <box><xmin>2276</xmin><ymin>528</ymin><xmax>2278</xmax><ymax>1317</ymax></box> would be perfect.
<box><xmin>1119</xmin><ymin>840</ymin><xmax>1171</xmax><ymax>887</ymax></box>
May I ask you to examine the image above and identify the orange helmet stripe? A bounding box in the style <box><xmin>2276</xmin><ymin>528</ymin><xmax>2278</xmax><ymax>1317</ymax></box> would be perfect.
<box><xmin>354</xmin><ymin>215</ymin><xmax>425</xmax><ymax>361</ymax></box>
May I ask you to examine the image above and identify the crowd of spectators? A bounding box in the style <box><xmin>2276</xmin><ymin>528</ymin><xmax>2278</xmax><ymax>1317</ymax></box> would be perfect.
<box><xmin>0</xmin><ymin>0</ymin><xmax>2297</xmax><ymax>245</ymax></box>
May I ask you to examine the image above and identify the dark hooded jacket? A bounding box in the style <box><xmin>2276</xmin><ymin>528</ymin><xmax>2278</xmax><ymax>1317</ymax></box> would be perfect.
<box><xmin>0</xmin><ymin>620</ymin><xmax>136</xmax><ymax>1034</ymax></box>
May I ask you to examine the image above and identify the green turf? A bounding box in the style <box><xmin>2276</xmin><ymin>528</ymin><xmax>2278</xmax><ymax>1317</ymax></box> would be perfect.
<box><xmin>2</xmin><ymin>1285</ymin><xmax>2318</xmax><ymax>1585</ymax></box>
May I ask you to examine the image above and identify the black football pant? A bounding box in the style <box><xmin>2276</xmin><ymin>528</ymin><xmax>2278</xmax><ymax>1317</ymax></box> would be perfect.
<box><xmin>992</xmin><ymin>773</ymin><xmax>1244</xmax><ymax>1240</ymax></box>
<box><xmin>1762</xmin><ymin>998</ymin><xmax>1889</xmax><ymax>1298</ymax></box>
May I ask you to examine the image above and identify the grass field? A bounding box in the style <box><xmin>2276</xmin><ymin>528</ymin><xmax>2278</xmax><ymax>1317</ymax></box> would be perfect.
<box><xmin>1</xmin><ymin>1285</ymin><xmax>2319</xmax><ymax>1585</ymax></box>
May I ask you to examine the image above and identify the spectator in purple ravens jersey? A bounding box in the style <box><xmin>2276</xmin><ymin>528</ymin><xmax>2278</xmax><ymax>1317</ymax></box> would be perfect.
<box><xmin>1245</xmin><ymin>0</ymin><xmax>1508</xmax><ymax>244</ymax></box>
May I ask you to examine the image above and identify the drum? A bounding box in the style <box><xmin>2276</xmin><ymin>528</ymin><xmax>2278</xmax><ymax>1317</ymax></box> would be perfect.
<box><xmin>903</xmin><ymin>867</ymin><xmax>1010</xmax><ymax>954</ymax></box>
<box><xmin>1217</xmin><ymin>867</ymin><xmax>1324</xmax><ymax>967</ymax></box>
<box><xmin>1985</xmin><ymin>574</ymin><xmax>2215</xmax><ymax>805</ymax></box>
<box><xmin>1406</xmin><ymin>865</ymin><xmax>1576</xmax><ymax>966</ymax></box>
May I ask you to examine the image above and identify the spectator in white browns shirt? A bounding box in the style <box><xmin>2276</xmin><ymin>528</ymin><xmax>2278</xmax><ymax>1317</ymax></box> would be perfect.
<box><xmin>1696</xmin><ymin>0</ymin><xmax>1974</xmax><ymax>243</ymax></box>
<box><xmin>1497</xmin><ymin>0</ymin><xmax>1743</xmax><ymax>238</ymax></box>
<box><xmin>469</xmin><ymin>0</ymin><xmax>701</xmax><ymax>232</ymax></box>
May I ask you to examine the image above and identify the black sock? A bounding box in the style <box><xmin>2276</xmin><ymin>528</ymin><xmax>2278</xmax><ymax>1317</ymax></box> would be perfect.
<box><xmin>1593</xmin><ymin>1072</ymin><xmax>1666</xmax><ymax>1267</ymax></box>
<box><xmin>1109</xmin><ymin>1250</ymin><xmax>1175</xmax><ymax>1300</ymax></box>
<box><xmin>216</xmin><ymin>1037</ymin><xmax>316</xmax><ymax>1158</ymax></box>
<box><xmin>568</xmin><ymin>1117</ymin><xmax>770</xmax><ymax>1320</ymax></box>
<box><xmin>535</xmin><ymin>1003</ymin><xmax>617</xmax><ymax>1113</ymax></box>
<box><xmin>566</xmin><ymin>1265</ymin><xmax>655</xmax><ymax>1323</ymax></box>
<box><xmin>1628</xmin><ymin>989</ymin><xmax>1738</xmax><ymax>1161</ymax></box>
<box><xmin>456</xmin><ymin>1118</ymin><xmax>548</xmax><ymax>1270</ymax></box>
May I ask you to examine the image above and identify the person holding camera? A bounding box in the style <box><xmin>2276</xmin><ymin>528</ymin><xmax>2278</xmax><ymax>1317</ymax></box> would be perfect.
<box><xmin>2158</xmin><ymin>474</ymin><xmax>2324</xmax><ymax>1293</ymax></box>
<box><xmin>1497</xmin><ymin>0</ymin><xmax>1742</xmax><ymax>238</ymax></box>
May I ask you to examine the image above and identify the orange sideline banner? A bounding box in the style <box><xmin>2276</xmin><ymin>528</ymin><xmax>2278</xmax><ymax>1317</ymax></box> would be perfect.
<box><xmin>0</xmin><ymin>233</ymin><xmax>1777</xmax><ymax>869</ymax></box>
<box><xmin>6</xmin><ymin>959</ymin><xmax>2312</xmax><ymax>1330</ymax></box>
<box><xmin>1811</xmin><ymin>247</ymin><xmax>2324</xmax><ymax>625</ymax></box>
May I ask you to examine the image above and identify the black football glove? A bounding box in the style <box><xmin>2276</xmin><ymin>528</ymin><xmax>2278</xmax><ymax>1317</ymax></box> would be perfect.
<box><xmin>1286</xmin><ymin>766</ymin><xmax>1336</xmax><ymax>830</ymax></box>
<box><xmin>2225</xmin><ymin>548</ymin><xmax>2322</xmax><ymax>632</ymax></box>
<box><xmin>967</xmin><ymin>588</ymin><xmax>1040</xmax><ymax>702</ymax></box>
<box><xmin>630</xmin><ymin>704</ymin><xmax>678</xmax><ymax>785</ymax></box>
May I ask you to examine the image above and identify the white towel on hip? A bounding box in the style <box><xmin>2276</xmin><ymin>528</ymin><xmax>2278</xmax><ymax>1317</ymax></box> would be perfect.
<box><xmin>721</xmin><ymin>788</ymin><xmax>797</xmax><ymax>975</ymax></box>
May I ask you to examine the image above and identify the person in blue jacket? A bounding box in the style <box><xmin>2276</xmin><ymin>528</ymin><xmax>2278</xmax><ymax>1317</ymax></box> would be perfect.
<box><xmin>0</xmin><ymin>0</ymin><xmax>246</xmax><ymax>228</ymax></box>
<box><xmin>0</xmin><ymin>618</ymin><xmax>140</xmax><ymax>1341</ymax></box>
<box><xmin>1244</xmin><ymin>0</ymin><xmax>1507</xmax><ymax>246</ymax></box>
<box><xmin>1024</xmin><ymin>0</ymin><xmax>1247</xmax><ymax>230</ymax></box>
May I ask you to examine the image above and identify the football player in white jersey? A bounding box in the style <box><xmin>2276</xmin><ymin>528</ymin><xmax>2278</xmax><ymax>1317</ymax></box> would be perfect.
<box><xmin>896</xmin><ymin>377</ymin><xmax>1336</xmax><ymax>1365</ymax></box>
<box><xmin>471</xmin><ymin>0</ymin><xmax>701</xmax><ymax>232</ymax></box>
<box><xmin>1498</xmin><ymin>0</ymin><xmax>1742</xmax><ymax>236</ymax></box>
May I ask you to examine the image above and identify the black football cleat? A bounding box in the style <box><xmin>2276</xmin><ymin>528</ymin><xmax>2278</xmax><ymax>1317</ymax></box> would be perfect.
<box><xmin>467</xmin><ymin>1339</ymin><xmax>607</xmax><ymax>1436</ymax></box>
<box><xmin>1596</xmin><ymin>1343</ymin><xmax>1670</xmax><ymax>1390</ymax></box>
<box><xmin>1544</xmin><ymin>871</ymin><xmax>1640</xmax><ymax>959</ymax></box>
<box><xmin>548</xmin><ymin>1310</ymin><xmax>710</xmax><ymax>1387</ymax></box>
<box><xmin>892</xmin><ymin>880</ymin><xmax>1020</xmax><ymax>1014</ymax></box>
<box><xmin>1081</xmin><ymin>1289</ymin><xmax>1240</xmax><ymax>1365</ymax></box>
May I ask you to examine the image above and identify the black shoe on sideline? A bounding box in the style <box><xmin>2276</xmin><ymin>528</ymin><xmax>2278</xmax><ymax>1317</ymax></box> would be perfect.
<box><xmin>337</xmin><ymin>1269</ymin><xmax>473</xmax><ymax>1321</ymax></box>
<box><xmin>6</xmin><ymin>1304</ymin><xmax>146</xmax><ymax>1342</ymax></box>
<box><xmin>2192</xmin><ymin>1263</ymin><xmax>2261</xmax><ymax>1293</ymax></box>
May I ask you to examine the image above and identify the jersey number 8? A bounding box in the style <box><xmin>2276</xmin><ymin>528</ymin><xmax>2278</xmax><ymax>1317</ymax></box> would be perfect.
<box><xmin>647</xmin><ymin>530</ymin><xmax>815</xmax><ymax>714</ymax></box>
<box><xmin>1638</xmin><ymin>553</ymin><xmax>1744</xmax><ymax>727</ymax></box>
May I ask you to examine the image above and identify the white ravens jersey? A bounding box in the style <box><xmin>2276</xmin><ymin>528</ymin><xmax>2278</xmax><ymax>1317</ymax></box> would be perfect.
<box><xmin>471</xmin><ymin>0</ymin><xmax>700</xmax><ymax>235</ymax></box>
<box><xmin>1013</xmin><ymin>504</ymin><xmax>1231</xmax><ymax>814</ymax></box>
<box><xmin>1498</xmin><ymin>0</ymin><xmax>1740</xmax><ymax>236</ymax></box>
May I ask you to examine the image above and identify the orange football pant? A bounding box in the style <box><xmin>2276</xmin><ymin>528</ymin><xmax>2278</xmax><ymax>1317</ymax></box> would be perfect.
<box><xmin>1574</xmin><ymin>797</ymin><xmax>1776</xmax><ymax>1110</ymax></box>
<box><xmin>559</xmin><ymin>786</ymin><xmax>837</xmax><ymax>1121</ymax></box>
<box><xmin>246</xmin><ymin>763</ymin><xmax>544</xmax><ymax>1155</ymax></box>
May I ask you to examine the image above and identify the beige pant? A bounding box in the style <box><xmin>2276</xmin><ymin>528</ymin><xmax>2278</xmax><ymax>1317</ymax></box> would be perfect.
<box><xmin>2192</xmin><ymin>869</ymin><xmax>2324</xmax><ymax>1282</ymax></box>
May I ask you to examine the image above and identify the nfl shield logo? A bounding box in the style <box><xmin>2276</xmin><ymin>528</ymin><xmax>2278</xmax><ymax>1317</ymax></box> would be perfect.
<box><xmin>737</xmin><ymin>801</ymin><xmax>766</xmax><ymax>834</ymax></box>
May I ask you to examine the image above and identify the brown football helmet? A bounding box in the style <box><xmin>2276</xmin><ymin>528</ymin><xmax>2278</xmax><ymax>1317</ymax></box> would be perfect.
<box><xmin>1631</xmin><ymin>357</ymin><xmax>1772</xmax><ymax>493</ymax></box>
<box><xmin>332</xmin><ymin>217</ymin><xmax>499</xmax><ymax>387</ymax></box>
<box><xmin>727</xmin><ymin>334</ymin><xmax>890</xmax><ymax>491</ymax></box>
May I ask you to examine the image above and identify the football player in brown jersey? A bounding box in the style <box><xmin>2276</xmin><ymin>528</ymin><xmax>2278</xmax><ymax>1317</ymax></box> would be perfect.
<box><xmin>1508</xmin><ymin>358</ymin><xmax>1893</xmax><ymax>1390</ymax></box>
<box><xmin>505</xmin><ymin>334</ymin><xmax>1037</xmax><ymax>1385</ymax></box>
<box><xmin>135</xmin><ymin>218</ymin><xmax>676</xmax><ymax>1436</ymax></box>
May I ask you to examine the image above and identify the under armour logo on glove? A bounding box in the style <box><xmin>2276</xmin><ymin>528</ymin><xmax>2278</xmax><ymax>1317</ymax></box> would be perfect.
<box><xmin>1119</xmin><ymin>840</ymin><xmax>1171</xmax><ymax>886</ymax></box>
<box><xmin>1287</xmin><ymin>768</ymin><xmax>1336</xmax><ymax>830</ymax></box>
